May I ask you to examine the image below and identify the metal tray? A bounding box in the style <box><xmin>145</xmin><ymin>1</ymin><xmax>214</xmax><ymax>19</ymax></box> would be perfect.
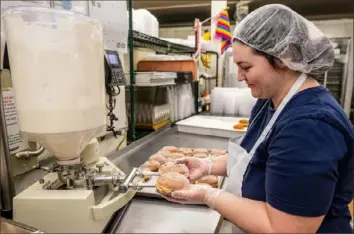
<box><xmin>176</xmin><ymin>115</ymin><xmax>248</xmax><ymax>139</ymax></box>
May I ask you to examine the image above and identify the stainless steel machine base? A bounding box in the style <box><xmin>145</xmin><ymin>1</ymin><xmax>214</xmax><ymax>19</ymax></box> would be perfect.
<box><xmin>13</xmin><ymin>157</ymin><xmax>136</xmax><ymax>233</ymax></box>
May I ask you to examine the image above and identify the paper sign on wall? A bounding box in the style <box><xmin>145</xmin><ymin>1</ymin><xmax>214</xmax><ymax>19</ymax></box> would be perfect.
<box><xmin>88</xmin><ymin>1</ymin><xmax>129</xmax><ymax>53</ymax></box>
<box><xmin>2</xmin><ymin>90</ymin><xmax>21</xmax><ymax>151</ymax></box>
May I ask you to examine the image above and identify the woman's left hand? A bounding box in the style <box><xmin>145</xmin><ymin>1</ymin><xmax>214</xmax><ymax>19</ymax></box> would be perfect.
<box><xmin>164</xmin><ymin>184</ymin><xmax>224</xmax><ymax>208</ymax></box>
<box><xmin>165</xmin><ymin>184</ymin><xmax>210</xmax><ymax>204</ymax></box>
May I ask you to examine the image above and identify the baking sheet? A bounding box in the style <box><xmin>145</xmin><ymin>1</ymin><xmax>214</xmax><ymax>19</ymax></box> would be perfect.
<box><xmin>176</xmin><ymin>115</ymin><xmax>249</xmax><ymax>138</ymax></box>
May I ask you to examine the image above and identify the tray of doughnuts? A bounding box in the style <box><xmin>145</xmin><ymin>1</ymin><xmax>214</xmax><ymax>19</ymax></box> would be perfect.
<box><xmin>132</xmin><ymin>146</ymin><xmax>227</xmax><ymax>200</ymax></box>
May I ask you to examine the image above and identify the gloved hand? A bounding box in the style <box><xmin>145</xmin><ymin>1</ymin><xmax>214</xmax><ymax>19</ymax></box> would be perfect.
<box><xmin>175</xmin><ymin>157</ymin><xmax>212</xmax><ymax>182</ymax></box>
<box><xmin>165</xmin><ymin>184</ymin><xmax>224</xmax><ymax>209</ymax></box>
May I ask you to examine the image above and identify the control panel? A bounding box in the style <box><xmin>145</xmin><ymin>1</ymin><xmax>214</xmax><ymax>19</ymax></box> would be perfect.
<box><xmin>104</xmin><ymin>50</ymin><xmax>126</xmax><ymax>86</ymax></box>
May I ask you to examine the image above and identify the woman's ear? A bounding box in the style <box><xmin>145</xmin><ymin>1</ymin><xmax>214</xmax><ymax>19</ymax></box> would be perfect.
<box><xmin>274</xmin><ymin>58</ymin><xmax>287</xmax><ymax>69</ymax></box>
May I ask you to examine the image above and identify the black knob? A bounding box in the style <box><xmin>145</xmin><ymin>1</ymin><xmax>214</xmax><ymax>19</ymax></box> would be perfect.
<box><xmin>96</xmin><ymin>163</ymin><xmax>104</xmax><ymax>173</ymax></box>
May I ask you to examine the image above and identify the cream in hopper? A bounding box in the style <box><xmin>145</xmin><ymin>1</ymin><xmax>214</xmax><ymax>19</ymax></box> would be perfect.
<box><xmin>3</xmin><ymin>7</ymin><xmax>106</xmax><ymax>164</ymax></box>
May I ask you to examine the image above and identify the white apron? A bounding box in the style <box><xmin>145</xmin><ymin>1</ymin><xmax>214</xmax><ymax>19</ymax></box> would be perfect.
<box><xmin>222</xmin><ymin>73</ymin><xmax>307</xmax><ymax>233</ymax></box>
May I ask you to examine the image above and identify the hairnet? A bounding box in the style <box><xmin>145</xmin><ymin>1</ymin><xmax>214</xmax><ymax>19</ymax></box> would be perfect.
<box><xmin>233</xmin><ymin>4</ymin><xmax>335</xmax><ymax>75</ymax></box>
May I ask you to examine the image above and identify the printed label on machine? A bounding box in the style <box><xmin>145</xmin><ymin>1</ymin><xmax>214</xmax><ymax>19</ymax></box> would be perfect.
<box><xmin>2</xmin><ymin>90</ymin><xmax>21</xmax><ymax>150</ymax></box>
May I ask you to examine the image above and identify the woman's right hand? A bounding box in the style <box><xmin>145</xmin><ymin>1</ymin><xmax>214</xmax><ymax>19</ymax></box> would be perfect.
<box><xmin>175</xmin><ymin>157</ymin><xmax>212</xmax><ymax>182</ymax></box>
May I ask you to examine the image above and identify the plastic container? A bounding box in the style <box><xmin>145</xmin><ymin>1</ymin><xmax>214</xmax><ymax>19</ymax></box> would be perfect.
<box><xmin>210</xmin><ymin>88</ymin><xmax>224</xmax><ymax>115</ymax></box>
<box><xmin>210</xmin><ymin>87</ymin><xmax>256</xmax><ymax>117</ymax></box>
<box><xmin>238</xmin><ymin>89</ymin><xmax>257</xmax><ymax>117</ymax></box>
<box><xmin>80</xmin><ymin>138</ymin><xmax>100</xmax><ymax>166</ymax></box>
<box><xmin>2</xmin><ymin>7</ymin><xmax>106</xmax><ymax>164</ymax></box>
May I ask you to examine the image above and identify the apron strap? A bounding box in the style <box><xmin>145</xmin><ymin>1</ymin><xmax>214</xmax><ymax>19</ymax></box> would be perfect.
<box><xmin>249</xmin><ymin>73</ymin><xmax>307</xmax><ymax>157</ymax></box>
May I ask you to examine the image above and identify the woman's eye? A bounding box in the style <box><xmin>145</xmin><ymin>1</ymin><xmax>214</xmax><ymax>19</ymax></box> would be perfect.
<box><xmin>237</xmin><ymin>64</ymin><xmax>252</xmax><ymax>71</ymax></box>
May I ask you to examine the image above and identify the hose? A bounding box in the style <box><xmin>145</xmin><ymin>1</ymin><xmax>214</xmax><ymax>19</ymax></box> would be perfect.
<box><xmin>116</xmin><ymin>131</ymin><xmax>127</xmax><ymax>151</ymax></box>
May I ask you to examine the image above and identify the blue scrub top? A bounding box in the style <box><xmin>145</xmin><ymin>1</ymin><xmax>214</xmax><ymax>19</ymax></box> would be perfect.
<box><xmin>240</xmin><ymin>86</ymin><xmax>354</xmax><ymax>233</ymax></box>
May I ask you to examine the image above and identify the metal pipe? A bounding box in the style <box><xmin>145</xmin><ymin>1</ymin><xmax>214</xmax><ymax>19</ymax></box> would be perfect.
<box><xmin>128</xmin><ymin>0</ymin><xmax>136</xmax><ymax>141</ymax></box>
<box><xmin>92</xmin><ymin>174</ymin><xmax>124</xmax><ymax>187</ymax></box>
<box><xmin>323</xmin><ymin>71</ymin><xmax>328</xmax><ymax>88</ymax></box>
<box><xmin>0</xmin><ymin>72</ymin><xmax>16</xmax><ymax>216</ymax></box>
<box><xmin>119</xmin><ymin>167</ymin><xmax>138</xmax><ymax>193</ymax></box>
<box><xmin>14</xmin><ymin>145</ymin><xmax>44</xmax><ymax>159</ymax></box>
<box><xmin>144</xmin><ymin>3</ymin><xmax>211</xmax><ymax>11</ymax></box>
<box><xmin>343</xmin><ymin>38</ymin><xmax>353</xmax><ymax>117</ymax></box>
<box><xmin>216</xmin><ymin>53</ymin><xmax>220</xmax><ymax>87</ymax></box>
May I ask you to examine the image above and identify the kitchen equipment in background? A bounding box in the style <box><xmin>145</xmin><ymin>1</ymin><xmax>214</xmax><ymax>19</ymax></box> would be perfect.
<box><xmin>210</xmin><ymin>87</ymin><xmax>257</xmax><ymax>117</ymax></box>
<box><xmin>318</xmin><ymin>60</ymin><xmax>345</xmax><ymax>102</ymax></box>
<box><xmin>103</xmin><ymin>49</ymin><xmax>127</xmax><ymax>137</ymax></box>
<box><xmin>135</xmin><ymin>103</ymin><xmax>171</xmax><ymax>125</ymax></box>
<box><xmin>223</xmin><ymin>48</ymin><xmax>247</xmax><ymax>88</ymax></box>
<box><xmin>175</xmin><ymin>72</ymin><xmax>193</xmax><ymax>84</ymax></box>
<box><xmin>127</xmin><ymin>9</ymin><xmax>159</xmax><ymax>38</ymax></box>
<box><xmin>126</xmin><ymin>86</ymin><xmax>172</xmax><ymax>130</ymax></box>
<box><xmin>126</xmin><ymin>72</ymin><xmax>177</xmax><ymax>86</ymax></box>
<box><xmin>137</xmin><ymin>59</ymin><xmax>198</xmax><ymax>81</ymax></box>
<box><xmin>176</xmin><ymin>115</ymin><xmax>248</xmax><ymax>139</ymax></box>
<box><xmin>105</xmin><ymin>50</ymin><xmax>126</xmax><ymax>87</ymax></box>
<box><xmin>318</xmin><ymin>37</ymin><xmax>351</xmax><ymax>106</ymax></box>
<box><xmin>2</xmin><ymin>7</ymin><xmax>137</xmax><ymax>232</ymax></box>
<box><xmin>168</xmin><ymin>84</ymin><xmax>195</xmax><ymax>123</ymax></box>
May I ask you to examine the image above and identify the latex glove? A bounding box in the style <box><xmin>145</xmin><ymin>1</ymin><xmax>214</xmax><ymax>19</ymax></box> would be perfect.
<box><xmin>161</xmin><ymin>194</ymin><xmax>204</xmax><ymax>205</ymax></box>
<box><xmin>175</xmin><ymin>157</ymin><xmax>212</xmax><ymax>182</ymax></box>
<box><xmin>166</xmin><ymin>184</ymin><xmax>224</xmax><ymax>209</ymax></box>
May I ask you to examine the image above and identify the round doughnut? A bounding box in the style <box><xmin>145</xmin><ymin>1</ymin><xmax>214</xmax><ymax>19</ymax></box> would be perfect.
<box><xmin>143</xmin><ymin>160</ymin><xmax>160</xmax><ymax>172</ymax></box>
<box><xmin>196</xmin><ymin>175</ymin><xmax>218</xmax><ymax>188</ymax></box>
<box><xmin>193</xmin><ymin>148</ymin><xmax>209</xmax><ymax>154</ymax></box>
<box><xmin>193</xmin><ymin>153</ymin><xmax>208</xmax><ymax>158</ymax></box>
<box><xmin>160</xmin><ymin>151</ymin><xmax>184</xmax><ymax>160</ymax></box>
<box><xmin>179</xmin><ymin>148</ymin><xmax>193</xmax><ymax>156</ymax></box>
<box><xmin>158</xmin><ymin>161</ymin><xmax>189</xmax><ymax>177</ymax></box>
<box><xmin>148</xmin><ymin>153</ymin><xmax>167</xmax><ymax>164</ymax></box>
<box><xmin>161</xmin><ymin>146</ymin><xmax>178</xmax><ymax>153</ymax></box>
<box><xmin>210</xmin><ymin>149</ymin><xmax>227</xmax><ymax>155</ymax></box>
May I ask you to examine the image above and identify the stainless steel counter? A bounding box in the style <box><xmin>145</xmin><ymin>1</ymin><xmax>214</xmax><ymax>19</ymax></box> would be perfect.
<box><xmin>114</xmin><ymin>197</ymin><xmax>223</xmax><ymax>233</ymax></box>
<box><xmin>106</xmin><ymin>126</ymin><xmax>229</xmax><ymax>233</ymax></box>
<box><xmin>13</xmin><ymin>160</ymin><xmax>51</xmax><ymax>195</ymax></box>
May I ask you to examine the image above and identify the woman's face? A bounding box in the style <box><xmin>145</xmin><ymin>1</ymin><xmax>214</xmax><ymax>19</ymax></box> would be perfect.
<box><xmin>232</xmin><ymin>42</ymin><xmax>283</xmax><ymax>99</ymax></box>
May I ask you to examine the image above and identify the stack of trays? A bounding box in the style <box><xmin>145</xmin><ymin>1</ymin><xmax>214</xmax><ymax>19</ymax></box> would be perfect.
<box><xmin>128</xmin><ymin>72</ymin><xmax>177</xmax><ymax>86</ymax></box>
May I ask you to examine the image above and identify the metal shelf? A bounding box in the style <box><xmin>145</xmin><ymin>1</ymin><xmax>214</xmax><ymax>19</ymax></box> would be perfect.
<box><xmin>318</xmin><ymin>61</ymin><xmax>344</xmax><ymax>103</ymax></box>
<box><xmin>199</xmin><ymin>76</ymin><xmax>217</xmax><ymax>80</ymax></box>
<box><xmin>126</xmin><ymin>79</ymin><xmax>199</xmax><ymax>88</ymax></box>
<box><xmin>132</xmin><ymin>30</ymin><xmax>196</xmax><ymax>54</ymax></box>
<box><xmin>127</xmin><ymin>1</ymin><xmax>217</xmax><ymax>141</ymax></box>
<box><xmin>136</xmin><ymin>120</ymin><xmax>171</xmax><ymax>131</ymax></box>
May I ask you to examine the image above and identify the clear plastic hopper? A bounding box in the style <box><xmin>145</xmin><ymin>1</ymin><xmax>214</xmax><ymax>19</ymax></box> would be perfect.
<box><xmin>2</xmin><ymin>7</ymin><xmax>106</xmax><ymax>165</ymax></box>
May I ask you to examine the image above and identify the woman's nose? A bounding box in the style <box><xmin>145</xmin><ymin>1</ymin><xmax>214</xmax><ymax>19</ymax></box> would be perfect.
<box><xmin>237</xmin><ymin>71</ymin><xmax>246</xmax><ymax>81</ymax></box>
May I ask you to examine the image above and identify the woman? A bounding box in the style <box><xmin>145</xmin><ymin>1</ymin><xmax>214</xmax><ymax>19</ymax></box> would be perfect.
<box><xmin>163</xmin><ymin>4</ymin><xmax>354</xmax><ymax>233</ymax></box>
